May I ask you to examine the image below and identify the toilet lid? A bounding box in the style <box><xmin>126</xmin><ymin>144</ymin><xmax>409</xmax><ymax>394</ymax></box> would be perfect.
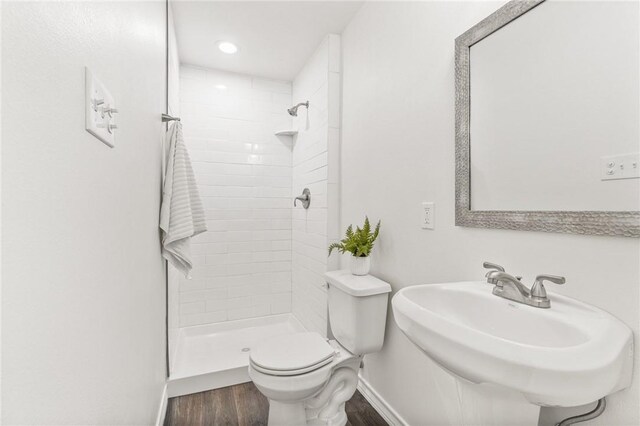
<box><xmin>250</xmin><ymin>332</ymin><xmax>335</xmax><ymax>374</ymax></box>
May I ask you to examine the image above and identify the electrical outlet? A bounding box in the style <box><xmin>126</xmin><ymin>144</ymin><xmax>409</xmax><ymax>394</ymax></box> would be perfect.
<box><xmin>421</xmin><ymin>202</ymin><xmax>435</xmax><ymax>230</ymax></box>
<box><xmin>601</xmin><ymin>153</ymin><xmax>640</xmax><ymax>181</ymax></box>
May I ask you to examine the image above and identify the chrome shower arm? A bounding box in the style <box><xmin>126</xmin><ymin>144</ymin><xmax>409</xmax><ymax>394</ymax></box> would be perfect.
<box><xmin>287</xmin><ymin>101</ymin><xmax>309</xmax><ymax>116</ymax></box>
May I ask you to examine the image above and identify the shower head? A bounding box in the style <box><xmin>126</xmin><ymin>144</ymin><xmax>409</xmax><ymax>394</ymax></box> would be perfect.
<box><xmin>288</xmin><ymin>101</ymin><xmax>309</xmax><ymax>117</ymax></box>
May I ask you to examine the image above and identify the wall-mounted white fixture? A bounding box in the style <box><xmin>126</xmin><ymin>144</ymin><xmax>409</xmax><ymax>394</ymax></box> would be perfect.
<box><xmin>215</xmin><ymin>84</ymin><xmax>227</xmax><ymax>90</ymax></box>
<box><xmin>85</xmin><ymin>67</ymin><xmax>118</xmax><ymax>148</ymax></box>
<box><xmin>216</xmin><ymin>41</ymin><xmax>238</xmax><ymax>54</ymax></box>
<box><xmin>392</xmin><ymin>274</ymin><xmax>633</xmax><ymax>425</ymax></box>
<box><xmin>601</xmin><ymin>153</ymin><xmax>639</xmax><ymax>181</ymax></box>
<box><xmin>421</xmin><ymin>202</ymin><xmax>435</xmax><ymax>229</ymax></box>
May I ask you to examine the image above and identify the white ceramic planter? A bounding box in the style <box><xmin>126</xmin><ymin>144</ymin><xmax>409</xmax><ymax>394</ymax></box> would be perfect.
<box><xmin>350</xmin><ymin>256</ymin><xmax>370</xmax><ymax>276</ymax></box>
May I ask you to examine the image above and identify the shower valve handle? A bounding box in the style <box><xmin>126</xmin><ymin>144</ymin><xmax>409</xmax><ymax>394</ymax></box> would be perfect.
<box><xmin>294</xmin><ymin>188</ymin><xmax>311</xmax><ymax>209</ymax></box>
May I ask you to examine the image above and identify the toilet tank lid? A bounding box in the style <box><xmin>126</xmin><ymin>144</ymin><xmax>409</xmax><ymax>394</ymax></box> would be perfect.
<box><xmin>325</xmin><ymin>270</ymin><xmax>392</xmax><ymax>296</ymax></box>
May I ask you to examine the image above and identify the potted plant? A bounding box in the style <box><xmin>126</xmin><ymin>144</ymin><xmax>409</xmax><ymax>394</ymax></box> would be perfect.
<box><xmin>328</xmin><ymin>217</ymin><xmax>381</xmax><ymax>276</ymax></box>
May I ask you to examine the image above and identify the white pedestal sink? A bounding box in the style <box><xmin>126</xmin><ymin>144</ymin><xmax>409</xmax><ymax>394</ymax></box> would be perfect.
<box><xmin>392</xmin><ymin>281</ymin><xmax>633</xmax><ymax>425</ymax></box>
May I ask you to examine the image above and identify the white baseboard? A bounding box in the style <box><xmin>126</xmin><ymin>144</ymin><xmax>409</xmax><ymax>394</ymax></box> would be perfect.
<box><xmin>155</xmin><ymin>383</ymin><xmax>168</xmax><ymax>426</ymax></box>
<box><xmin>357</xmin><ymin>375</ymin><xmax>408</xmax><ymax>426</ymax></box>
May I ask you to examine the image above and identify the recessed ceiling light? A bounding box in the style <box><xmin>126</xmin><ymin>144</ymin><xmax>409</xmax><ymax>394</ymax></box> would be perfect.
<box><xmin>217</xmin><ymin>41</ymin><xmax>238</xmax><ymax>54</ymax></box>
<box><xmin>215</xmin><ymin>84</ymin><xmax>227</xmax><ymax>90</ymax></box>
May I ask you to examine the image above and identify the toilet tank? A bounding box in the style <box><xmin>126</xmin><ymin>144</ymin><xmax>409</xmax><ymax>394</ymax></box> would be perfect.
<box><xmin>325</xmin><ymin>270</ymin><xmax>392</xmax><ymax>355</ymax></box>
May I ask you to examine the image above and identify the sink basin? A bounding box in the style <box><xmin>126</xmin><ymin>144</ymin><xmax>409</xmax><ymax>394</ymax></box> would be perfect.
<box><xmin>392</xmin><ymin>281</ymin><xmax>633</xmax><ymax>408</ymax></box>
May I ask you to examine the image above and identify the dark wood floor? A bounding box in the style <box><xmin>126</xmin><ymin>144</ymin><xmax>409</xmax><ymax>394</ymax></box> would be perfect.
<box><xmin>165</xmin><ymin>382</ymin><xmax>388</xmax><ymax>426</ymax></box>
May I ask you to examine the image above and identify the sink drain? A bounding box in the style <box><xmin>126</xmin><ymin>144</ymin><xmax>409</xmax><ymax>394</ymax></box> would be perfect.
<box><xmin>241</xmin><ymin>347</ymin><xmax>250</xmax><ymax>352</ymax></box>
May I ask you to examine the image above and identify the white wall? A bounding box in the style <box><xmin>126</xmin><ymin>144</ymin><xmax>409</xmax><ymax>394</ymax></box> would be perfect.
<box><xmin>168</xmin><ymin>6</ymin><xmax>180</xmax><ymax>120</ymax></box>
<box><xmin>340</xmin><ymin>2</ymin><xmax>639</xmax><ymax>426</ymax></box>
<box><xmin>291</xmin><ymin>35</ymin><xmax>341</xmax><ymax>336</ymax></box>
<box><xmin>167</xmin><ymin>3</ymin><xmax>181</xmax><ymax>370</ymax></box>
<box><xmin>2</xmin><ymin>1</ymin><xmax>167</xmax><ymax>424</ymax></box>
<box><xmin>176</xmin><ymin>65</ymin><xmax>293</xmax><ymax>328</ymax></box>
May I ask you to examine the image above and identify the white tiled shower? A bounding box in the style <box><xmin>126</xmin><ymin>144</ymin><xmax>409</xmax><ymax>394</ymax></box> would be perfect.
<box><xmin>177</xmin><ymin>65</ymin><xmax>294</xmax><ymax>328</ymax></box>
<box><xmin>167</xmin><ymin>35</ymin><xmax>342</xmax><ymax>393</ymax></box>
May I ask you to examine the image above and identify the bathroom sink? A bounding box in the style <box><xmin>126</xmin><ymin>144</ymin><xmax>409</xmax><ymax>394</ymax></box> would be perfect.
<box><xmin>392</xmin><ymin>282</ymin><xmax>633</xmax><ymax>408</ymax></box>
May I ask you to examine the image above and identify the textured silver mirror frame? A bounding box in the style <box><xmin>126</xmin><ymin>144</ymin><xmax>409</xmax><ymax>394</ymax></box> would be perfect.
<box><xmin>454</xmin><ymin>0</ymin><xmax>640</xmax><ymax>238</ymax></box>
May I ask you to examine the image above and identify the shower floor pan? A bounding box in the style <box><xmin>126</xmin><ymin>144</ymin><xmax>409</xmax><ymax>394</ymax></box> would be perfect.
<box><xmin>168</xmin><ymin>313</ymin><xmax>305</xmax><ymax>397</ymax></box>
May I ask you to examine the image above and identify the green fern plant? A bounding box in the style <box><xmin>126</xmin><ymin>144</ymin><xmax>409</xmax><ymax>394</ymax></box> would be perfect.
<box><xmin>328</xmin><ymin>217</ymin><xmax>381</xmax><ymax>258</ymax></box>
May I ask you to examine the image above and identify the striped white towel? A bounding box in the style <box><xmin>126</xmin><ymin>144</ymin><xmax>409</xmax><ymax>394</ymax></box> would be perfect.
<box><xmin>160</xmin><ymin>122</ymin><xmax>207</xmax><ymax>278</ymax></box>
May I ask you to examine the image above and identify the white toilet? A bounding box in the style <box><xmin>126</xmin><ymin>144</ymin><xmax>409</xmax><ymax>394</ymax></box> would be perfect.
<box><xmin>249</xmin><ymin>270</ymin><xmax>392</xmax><ymax>426</ymax></box>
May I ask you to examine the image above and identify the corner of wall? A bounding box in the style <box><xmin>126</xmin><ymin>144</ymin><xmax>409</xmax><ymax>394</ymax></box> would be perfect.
<box><xmin>291</xmin><ymin>33</ymin><xmax>342</xmax><ymax>337</ymax></box>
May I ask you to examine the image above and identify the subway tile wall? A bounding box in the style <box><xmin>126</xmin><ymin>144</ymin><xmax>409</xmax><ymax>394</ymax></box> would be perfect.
<box><xmin>291</xmin><ymin>35</ymin><xmax>342</xmax><ymax>336</ymax></box>
<box><xmin>176</xmin><ymin>65</ymin><xmax>294</xmax><ymax>327</ymax></box>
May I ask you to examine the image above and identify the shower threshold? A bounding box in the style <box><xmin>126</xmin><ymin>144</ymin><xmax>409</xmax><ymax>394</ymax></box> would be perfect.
<box><xmin>168</xmin><ymin>313</ymin><xmax>305</xmax><ymax>397</ymax></box>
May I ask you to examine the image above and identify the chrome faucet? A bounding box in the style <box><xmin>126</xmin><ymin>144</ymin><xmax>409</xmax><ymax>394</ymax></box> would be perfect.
<box><xmin>483</xmin><ymin>262</ymin><xmax>565</xmax><ymax>308</ymax></box>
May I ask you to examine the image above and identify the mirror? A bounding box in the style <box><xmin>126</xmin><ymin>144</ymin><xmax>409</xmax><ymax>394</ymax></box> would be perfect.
<box><xmin>455</xmin><ymin>0</ymin><xmax>640</xmax><ymax>237</ymax></box>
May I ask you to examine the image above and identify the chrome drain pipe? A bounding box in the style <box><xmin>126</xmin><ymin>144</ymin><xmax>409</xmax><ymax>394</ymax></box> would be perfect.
<box><xmin>556</xmin><ymin>398</ymin><xmax>606</xmax><ymax>426</ymax></box>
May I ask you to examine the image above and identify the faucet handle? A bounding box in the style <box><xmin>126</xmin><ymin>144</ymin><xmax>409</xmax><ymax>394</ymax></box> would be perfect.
<box><xmin>483</xmin><ymin>262</ymin><xmax>505</xmax><ymax>273</ymax></box>
<box><xmin>483</xmin><ymin>262</ymin><xmax>505</xmax><ymax>284</ymax></box>
<box><xmin>531</xmin><ymin>274</ymin><xmax>566</xmax><ymax>298</ymax></box>
<box><xmin>294</xmin><ymin>188</ymin><xmax>311</xmax><ymax>209</ymax></box>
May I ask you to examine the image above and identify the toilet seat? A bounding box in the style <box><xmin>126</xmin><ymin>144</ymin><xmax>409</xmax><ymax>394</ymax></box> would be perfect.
<box><xmin>250</xmin><ymin>332</ymin><xmax>336</xmax><ymax>376</ymax></box>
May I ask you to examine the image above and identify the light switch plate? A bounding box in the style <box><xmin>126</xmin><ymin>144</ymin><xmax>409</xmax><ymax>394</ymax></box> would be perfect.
<box><xmin>601</xmin><ymin>153</ymin><xmax>640</xmax><ymax>181</ymax></box>
<box><xmin>422</xmin><ymin>202</ymin><xmax>435</xmax><ymax>230</ymax></box>
<box><xmin>85</xmin><ymin>67</ymin><xmax>116</xmax><ymax>147</ymax></box>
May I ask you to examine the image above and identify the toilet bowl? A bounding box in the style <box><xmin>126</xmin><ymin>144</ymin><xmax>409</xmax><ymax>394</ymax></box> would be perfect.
<box><xmin>249</xmin><ymin>333</ymin><xmax>362</xmax><ymax>426</ymax></box>
<box><xmin>249</xmin><ymin>271</ymin><xmax>392</xmax><ymax>426</ymax></box>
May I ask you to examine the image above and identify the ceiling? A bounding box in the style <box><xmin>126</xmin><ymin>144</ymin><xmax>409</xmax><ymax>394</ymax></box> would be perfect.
<box><xmin>171</xmin><ymin>1</ymin><xmax>363</xmax><ymax>81</ymax></box>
